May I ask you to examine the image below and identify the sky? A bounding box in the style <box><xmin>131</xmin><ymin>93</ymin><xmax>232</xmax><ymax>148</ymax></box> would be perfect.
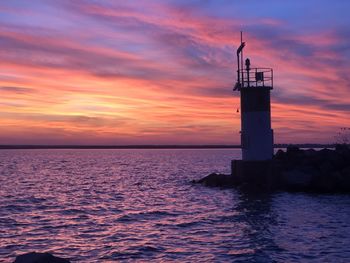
<box><xmin>0</xmin><ymin>0</ymin><xmax>349</xmax><ymax>145</ymax></box>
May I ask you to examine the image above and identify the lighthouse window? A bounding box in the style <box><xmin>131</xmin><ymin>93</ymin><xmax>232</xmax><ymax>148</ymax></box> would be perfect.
<box><xmin>256</xmin><ymin>72</ymin><xmax>264</xmax><ymax>82</ymax></box>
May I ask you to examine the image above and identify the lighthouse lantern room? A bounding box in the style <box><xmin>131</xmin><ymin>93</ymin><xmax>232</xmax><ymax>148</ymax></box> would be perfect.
<box><xmin>234</xmin><ymin>33</ymin><xmax>274</xmax><ymax>161</ymax></box>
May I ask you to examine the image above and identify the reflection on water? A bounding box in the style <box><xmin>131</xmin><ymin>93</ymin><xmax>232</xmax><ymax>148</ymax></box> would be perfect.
<box><xmin>234</xmin><ymin>193</ymin><xmax>279</xmax><ymax>262</ymax></box>
<box><xmin>0</xmin><ymin>149</ymin><xmax>349</xmax><ymax>262</ymax></box>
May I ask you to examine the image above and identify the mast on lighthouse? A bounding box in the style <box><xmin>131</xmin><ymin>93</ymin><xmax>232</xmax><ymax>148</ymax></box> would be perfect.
<box><xmin>234</xmin><ymin>32</ymin><xmax>274</xmax><ymax>161</ymax></box>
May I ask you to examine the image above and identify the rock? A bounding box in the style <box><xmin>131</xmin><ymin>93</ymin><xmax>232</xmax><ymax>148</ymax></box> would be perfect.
<box><xmin>313</xmin><ymin>174</ymin><xmax>337</xmax><ymax>192</ymax></box>
<box><xmin>318</xmin><ymin>148</ymin><xmax>334</xmax><ymax>161</ymax></box>
<box><xmin>194</xmin><ymin>173</ymin><xmax>235</xmax><ymax>187</ymax></box>
<box><xmin>318</xmin><ymin>161</ymin><xmax>334</xmax><ymax>176</ymax></box>
<box><xmin>286</xmin><ymin>146</ymin><xmax>301</xmax><ymax>155</ymax></box>
<box><xmin>329</xmin><ymin>152</ymin><xmax>345</xmax><ymax>168</ymax></box>
<box><xmin>331</xmin><ymin>171</ymin><xmax>343</xmax><ymax>188</ymax></box>
<box><xmin>304</xmin><ymin>148</ymin><xmax>317</xmax><ymax>156</ymax></box>
<box><xmin>339</xmin><ymin>167</ymin><xmax>350</xmax><ymax>191</ymax></box>
<box><xmin>286</xmin><ymin>146</ymin><xmax>303</xmax><ymax>159</ymax></box>
<box><xmin>13</xmin><ymin>252</ymin><xmax>70</xmax><ymax>263</ymax></box>
<box><xmin>335</xmin><ymin>144</ymin><xmax>350</xmax><ymax>154</ymax></box>
<box><xmin>341</xmin><ymin>166</ymin><xmax>350</xmax><ymax>176</ymax></box>
<box><xmin>282</xmin><ymin>169</ymin><xmax>313</xmax><ymax>190</ymax></box>
<box><xmin>274</xmin><ymin>149</ymin><xmax>285</xmax><ymax>160</ymax></box>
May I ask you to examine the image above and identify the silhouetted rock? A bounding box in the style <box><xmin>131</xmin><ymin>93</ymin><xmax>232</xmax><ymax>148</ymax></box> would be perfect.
<box><xmin>282</xmin><ymin>169</ymin><xmax>313</xmax><ymax>190</ymax></box>
<box><xmin>304</xmin><ymin>148</ymin><xmax>317</xmax><ymax>156</ymax></box>
<box><xmin>193</xmin><ymin>172</ymin><xmax>235</xmax><ymax>187</ymax></box>
<box><xmin>13</xmin><ymin>252</ymin><xmax>70</xmax><ymax>263</ymax></box>
<box><xmin>319</xmin><ymin>161</ymin><xmax>334</xmax><ymax>175</ymax></box>
<box><xmin>274</xmin><ymin>149</ymin><xmax>285</xmax><ymax>160</ymax></box>
<box><xmin>341</xmin><ymin>166</ymin><xmax>350</xmax><ymax>176</ymax></box>
<box><xmin>340</xmin><ymin>166</ymin><xmax>350</xmax><ymax>190</ymax></box>
<box><xmin>286</xmin><ymin>146</ymin><xmax>302</xmax><ymax>156</ymax></box>
<box><xmin>195</xmin><ymin>145</ymin><xmax>350</xmax><ymax>193</ymax></box>
<box><xmin>335</xmin><ymin>144</ymin><xmax>350</xmax><ymax>154</ymax></box>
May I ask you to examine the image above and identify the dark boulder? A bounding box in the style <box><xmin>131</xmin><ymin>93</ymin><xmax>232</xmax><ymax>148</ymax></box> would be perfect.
<box><xmin>286</xmin><ymin>146</ymin><xmax>303</xmax><ymax>159</ymax></box>
<box><xmin>193</xmin><ymin>173</ymin><xmax>235</xmax><ymax>187</ymax></box>
<box><xmin>318</xmin><ymin>161</ymin><xmax>334</xmax><ymax>176</ymax></box>
<box><xmin>13</xmin><ymin>252</ymin><xmax>70</xmax><ymax>263</ymax></box>
<box><xmin>318</xmin><ymin>148</ymin><xmax>334</xmax><ymax>162</ymax></box>
<box><xmin>282</xmin><ymin>168</ymin><xmax>313</xmax><ymax>190</ymax></box>
<box><xmin>335</xmin><ymin>144</ymin><xmax>350</xmax><ymax>154</ymax></box>
<box><xmin>339</xmin><ymin>167</ymin><xmax>350</xmax><ymax>191</ymax></box>
<box><xmin>304</xmin><ymin>148</ymin><xmax>317</xmax><ymax>156</ymax></box>
<box><xmin>341</xmin><ymin>166</ymin><xmax>350</xmax><ymax>176</ymax></box>
<box><xmin>313</xmin><ymin>174</ymin><xmax>337</xmax><ymax>192</ymax></box>
<box><xmin>274</xmin><ymin>149</ymin><xmax>285</xmax><ymax>160</ymax></box>
<box><xmin>286</xmin><ymin>146</ymin><xmax>302</xmax><ymax>155</ymax></box>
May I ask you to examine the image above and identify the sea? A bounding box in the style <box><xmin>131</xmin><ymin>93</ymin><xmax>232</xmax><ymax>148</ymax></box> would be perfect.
<box><xmin>0</xmin><ymin>149</ymin><xmax>349</xmax><ymax>262</ymax></box>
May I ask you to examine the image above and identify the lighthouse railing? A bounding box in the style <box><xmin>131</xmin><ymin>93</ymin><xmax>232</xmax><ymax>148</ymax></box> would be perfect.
<box><xmin>238</xmin><ymin>68</ymin><xmax>273</xmax><ymax>89</ymax></box>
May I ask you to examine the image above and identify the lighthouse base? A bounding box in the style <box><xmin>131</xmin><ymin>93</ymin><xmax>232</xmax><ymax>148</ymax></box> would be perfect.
<box><xmin>192</xmin><ymin>160</ymin><xmax>281</xmax><ymax>191</ymax></box>
<box><xmin>231</xmin><ymin>160</ymin><xmax>280</xmax><ymax>191</ymax></box>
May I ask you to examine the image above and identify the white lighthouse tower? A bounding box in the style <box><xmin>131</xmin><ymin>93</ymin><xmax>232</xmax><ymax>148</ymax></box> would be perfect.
<box><xmin>234</xmin><ymin>33</ymin><xmax>274</xmax><ymax>161</ymax></box>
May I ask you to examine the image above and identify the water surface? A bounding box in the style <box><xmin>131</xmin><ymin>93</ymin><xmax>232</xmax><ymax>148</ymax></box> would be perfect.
<box><xmin>0</xmin><ymin>149</ymin><xmax>349</xmax><ymax>262</ymax></box>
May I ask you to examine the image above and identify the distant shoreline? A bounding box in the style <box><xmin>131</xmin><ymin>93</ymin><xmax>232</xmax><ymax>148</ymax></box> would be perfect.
<box><xmin>0</xmin><ymin>144</ymin><xmax>335</xmax><ymax>150</ymax></box>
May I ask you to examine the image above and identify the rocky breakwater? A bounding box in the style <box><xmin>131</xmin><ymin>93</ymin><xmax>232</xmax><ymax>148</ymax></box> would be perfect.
<box><xmin>193</xmin><ymin>145</ymin><xmax>350</xmax><ymax>192</ymax></box>
<box><xmin>274</xmin><ymin>145</ymin><xmax>350</xmax><ymax>192</ymax></box>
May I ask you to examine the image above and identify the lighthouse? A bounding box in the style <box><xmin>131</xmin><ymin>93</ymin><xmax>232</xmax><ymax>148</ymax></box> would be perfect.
<box><xmin>234</xmin><ymin>33</ymin><xmax>274</xmax><ymax>161</ymax></box>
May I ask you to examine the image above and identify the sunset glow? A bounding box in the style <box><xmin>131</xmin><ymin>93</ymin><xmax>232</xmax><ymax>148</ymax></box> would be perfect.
<box><xmin>1</xmin><ymin>0</ymin><xmax>349</xmax><ymax>144</ymax></box>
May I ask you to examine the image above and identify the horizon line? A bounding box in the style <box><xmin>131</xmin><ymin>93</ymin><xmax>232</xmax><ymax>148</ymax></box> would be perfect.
<box><xmin>0</xmin><ymin>144</ymin><xmax>336</xmax><ymax>150</ymax></box>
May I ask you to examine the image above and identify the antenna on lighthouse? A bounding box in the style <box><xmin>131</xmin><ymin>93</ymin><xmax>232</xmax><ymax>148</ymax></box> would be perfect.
<box><xmin>234</xmin><ymin>31</ymin><xmax>245</xmax><ymax>91</ymax></box>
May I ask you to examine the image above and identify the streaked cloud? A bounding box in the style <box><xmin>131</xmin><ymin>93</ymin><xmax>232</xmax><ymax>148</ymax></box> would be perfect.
<box><xmin>0</xmin><ymin>86</ymin><xmax>35</xmax><ymax>93</ymax></box>
<box><xmin>0</xmin><ymin>0</ymin><xmax>349</xmax><ymax>144</ymax></box>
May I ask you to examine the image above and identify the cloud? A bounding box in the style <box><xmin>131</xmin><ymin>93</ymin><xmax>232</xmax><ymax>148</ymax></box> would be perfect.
<box><xmin>0</xmin><ymin>86</ymin><xmax>35</xmax><ymax>93</ymax></box>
